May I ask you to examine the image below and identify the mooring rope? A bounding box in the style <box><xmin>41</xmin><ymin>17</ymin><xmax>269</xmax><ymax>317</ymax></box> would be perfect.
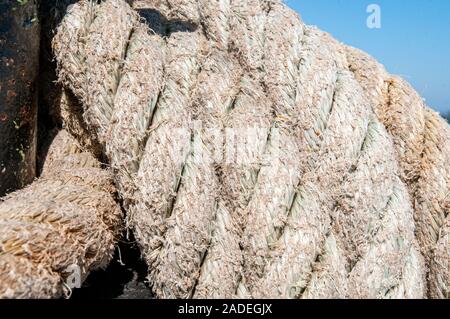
<box><xmin>50</xmin><ymin>0</ymin><xmax>449</xmax><ymax>299</ymax></box>
<box><xmin>0</xmin><ymin>130</ymin><xmax>122</xmax><ymax>298</ymax></box>
<box><xmin>345</xmin><ymin>46</ymin><xmax>449</xmax><ymax>298</ymax></box>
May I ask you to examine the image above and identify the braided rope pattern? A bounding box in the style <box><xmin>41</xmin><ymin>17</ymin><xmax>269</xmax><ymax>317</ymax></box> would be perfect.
<box><xmin>53</xmin><ymin>0</ymin><xmax>449</xmax><ymax>298</ymax></box>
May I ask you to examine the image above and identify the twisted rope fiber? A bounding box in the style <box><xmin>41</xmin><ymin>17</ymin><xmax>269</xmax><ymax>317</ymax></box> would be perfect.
<box><xmin>52</xmin><ymin>0</ymin><xmax>448</xmax><ymax>298</ymax></box>
<box><xmin>0</xmin><ymin>130</ymin><xmax>123</xmax><ymax>299</ymax></box>
<box><xmin>345</xmin><ymin>46</ymin><xmax>449</xmax><ymax>298</ymax></box>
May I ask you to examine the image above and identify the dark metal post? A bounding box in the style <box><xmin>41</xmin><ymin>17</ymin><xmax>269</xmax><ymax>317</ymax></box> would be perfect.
<box><xmin>0</xmin><ymin>0</ymin><xmax>40</xmax><ymax>196</ymax></box>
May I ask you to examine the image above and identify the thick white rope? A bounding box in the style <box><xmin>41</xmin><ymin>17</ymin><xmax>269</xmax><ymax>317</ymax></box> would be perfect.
<box><xmin>52</xmin><ymin>0</ymin><xmax>449</xmax><ymax>299</ymax></box>
<box><xmin>345</xmin><ymin>46</ymin><xmax>449</xmax><ymax>298</ymax></box>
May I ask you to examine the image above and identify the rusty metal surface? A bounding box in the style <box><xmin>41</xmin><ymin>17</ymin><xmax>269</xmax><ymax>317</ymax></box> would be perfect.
<box><xmin>0</xmin><ymin>0</ymin><xmax>40</xmax><ymax>196</ymax></box>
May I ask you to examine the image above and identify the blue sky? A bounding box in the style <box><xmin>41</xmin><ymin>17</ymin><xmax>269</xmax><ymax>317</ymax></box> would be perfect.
<box><xmin>286</xmin><ymin>0</ymin><xmax>450</xmax><ymax>114</ymax></box>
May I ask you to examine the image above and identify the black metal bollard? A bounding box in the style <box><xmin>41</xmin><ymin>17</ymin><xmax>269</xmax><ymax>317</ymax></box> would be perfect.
<box><xmin>0</xmin><ymin>0</ymin><xmax>40</xmax><ymax>196</ymax></box>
